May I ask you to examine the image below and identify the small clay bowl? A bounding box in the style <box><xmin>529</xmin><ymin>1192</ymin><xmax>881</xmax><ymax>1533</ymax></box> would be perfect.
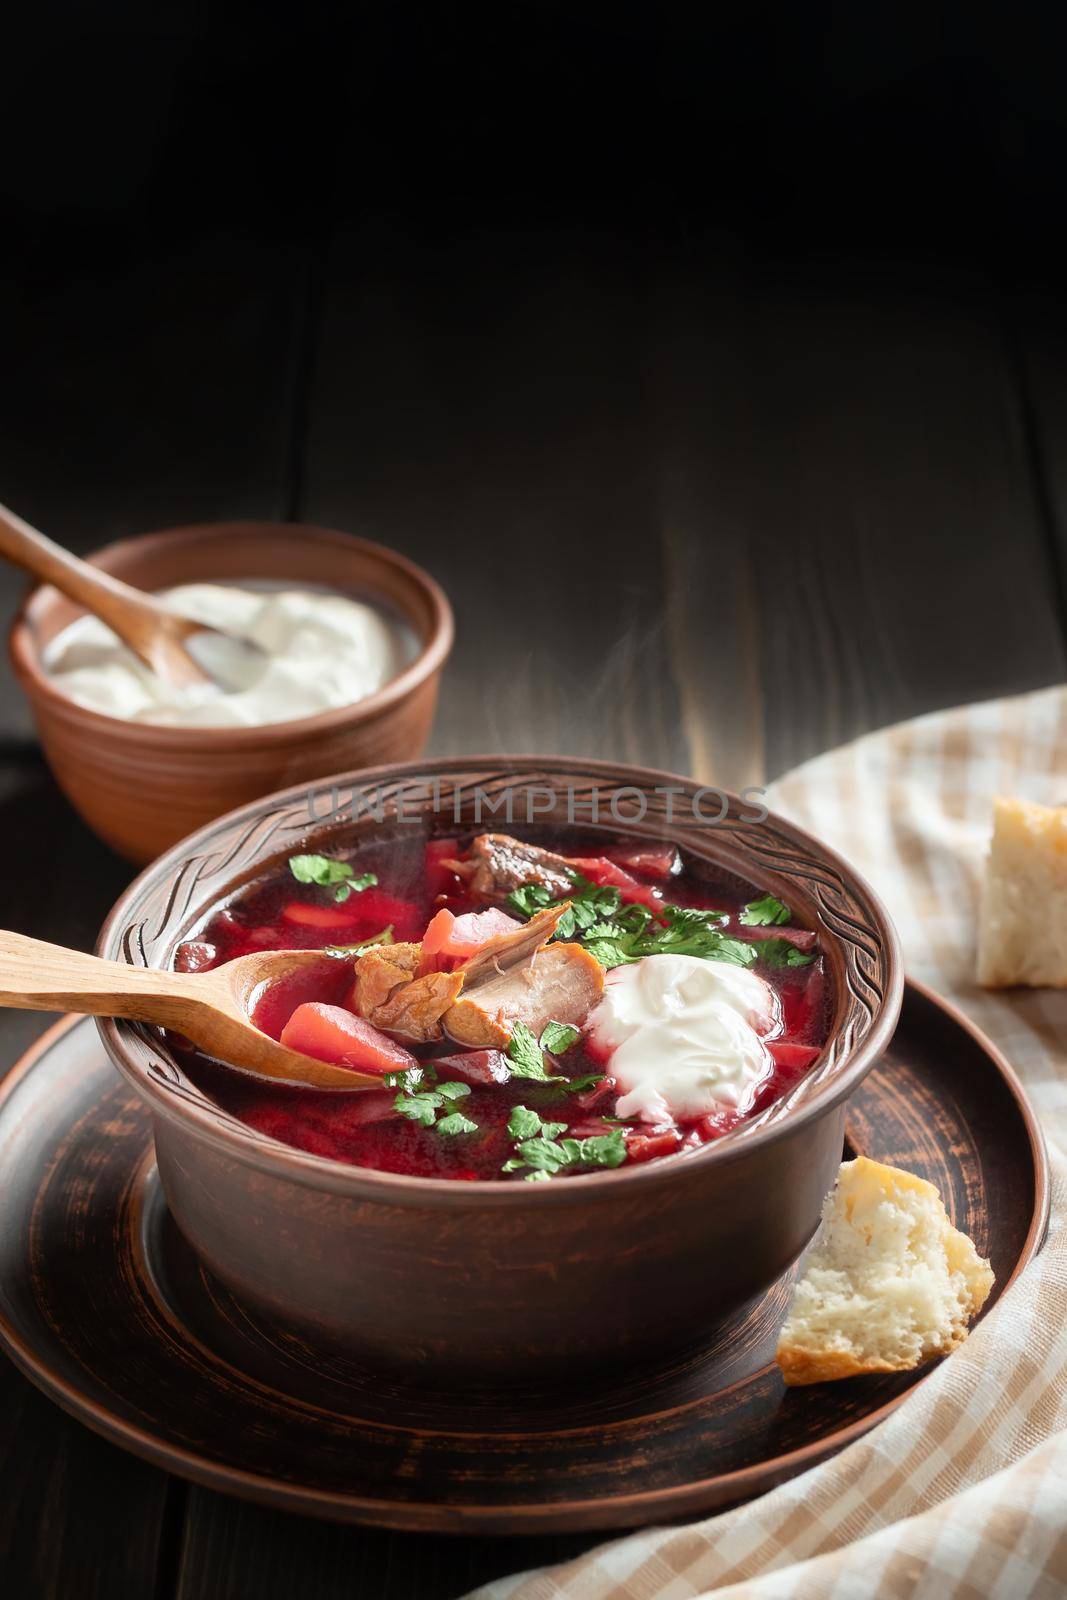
<box><xmin>98</xmin><ymin>758</ymin><xmax>903</xmax><ymax>1382</ymax></box>
<box><xmin>8</xmin><ymin>522</ymin><xmax>453</xmax><ymax>864</ymax></box>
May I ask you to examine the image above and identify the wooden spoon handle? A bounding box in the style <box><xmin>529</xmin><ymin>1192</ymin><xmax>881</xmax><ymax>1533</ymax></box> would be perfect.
<box><xmin>0</xmin><ymin>502</ymin><xmax>175</xmax><ymax>663</ymax></box>
<box><xmin>0</xmin><ymin>930</ymin><xmax>195</xmax><ymax>1029</ymax></box>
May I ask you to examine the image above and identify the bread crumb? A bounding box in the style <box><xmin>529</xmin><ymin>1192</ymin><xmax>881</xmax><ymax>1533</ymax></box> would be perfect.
<box><xmin>776</xmin><ymin>1157</ymin><xmax>994</xmax><ymax>1386</ymax></box>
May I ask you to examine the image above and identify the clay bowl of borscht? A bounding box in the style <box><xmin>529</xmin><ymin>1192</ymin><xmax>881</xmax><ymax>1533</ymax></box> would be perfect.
<box><xmin>97</xmin><ymin>758</ymin><xmax>903</xmax><ymax>1381</ymax></box>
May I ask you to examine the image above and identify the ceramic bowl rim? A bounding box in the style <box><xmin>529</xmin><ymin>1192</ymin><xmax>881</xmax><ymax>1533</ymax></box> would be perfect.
<box><xmin>7</xmin><ymin>521</ymin><xmax>455</xmax><ymax>746</ymax></box>
<box><xmin>97</xmin><ymin>754</ymin><xmax>905</xmax><ymax>1205</ymax></box>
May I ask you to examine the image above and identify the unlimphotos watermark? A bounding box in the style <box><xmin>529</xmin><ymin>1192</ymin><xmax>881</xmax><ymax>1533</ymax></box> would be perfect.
<box><xmin>305</xmin><ymin>780</ymin><xmax>769</xmax><ymax>829</ymax></box>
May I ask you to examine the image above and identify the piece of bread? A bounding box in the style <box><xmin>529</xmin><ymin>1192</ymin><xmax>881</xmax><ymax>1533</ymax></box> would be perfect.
<box><xmin>977</xmin><ymin>796</ymin><xmax>1067</xmax><ymax>987</ymax></box>
<box><xmin>776</xmin><ymin>1157</ymin><xmax>994</xmax><ymax>1386</ymax></box>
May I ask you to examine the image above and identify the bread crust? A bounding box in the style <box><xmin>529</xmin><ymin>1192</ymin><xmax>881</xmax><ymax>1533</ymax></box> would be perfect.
<box><xmin>777</xmin><ymin>1325</ymin><xmax>976</xmax><ymax>1387</ymax></box>
<box><xmin>775</xmin><ymin>1158</ymin><xmax>994</xmax><ymax>1386</ymax></box>
<box><xmin>777</xmin><ymin>1346</ymin><xmax>903</xmax><ymax>1386</ymax></box>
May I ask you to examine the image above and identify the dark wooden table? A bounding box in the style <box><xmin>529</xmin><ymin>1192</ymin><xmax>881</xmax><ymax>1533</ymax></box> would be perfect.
<box><xmin>4</xmin><ymin>12</ymin><xmax>1067</xmax><ymax>1583</ymax></box>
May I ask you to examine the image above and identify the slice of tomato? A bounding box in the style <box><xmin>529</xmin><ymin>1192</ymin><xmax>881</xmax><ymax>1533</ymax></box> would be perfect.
<box><xmin>279</xmin><ymin>1002</ymin><xmax>418</xmax><ymax>1074</ymax></box>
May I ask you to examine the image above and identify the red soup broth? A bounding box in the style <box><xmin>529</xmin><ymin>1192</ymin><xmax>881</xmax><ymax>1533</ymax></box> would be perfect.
<box><xmin>169</xmin><ymin>832</ymin><xmax>833</xmax><ymax>1181</ymax></box>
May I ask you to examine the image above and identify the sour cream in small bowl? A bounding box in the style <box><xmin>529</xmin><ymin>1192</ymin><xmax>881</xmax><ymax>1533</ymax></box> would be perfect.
<box><xmin>9</xmin><ymin>521</ymin><xmax>453</xmax><ymax>861</ymax></box>
<box><xmin>42</xmin><ymin>581</ymin><xmax>416</xmax><ymax>729</ymax></box>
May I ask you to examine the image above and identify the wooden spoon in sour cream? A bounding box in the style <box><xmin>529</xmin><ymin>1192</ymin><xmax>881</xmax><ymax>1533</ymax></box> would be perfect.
<box><xmin>0</xmin><ymin>500</ymin><xmax>266</xmax><ymax>692</ymax></box>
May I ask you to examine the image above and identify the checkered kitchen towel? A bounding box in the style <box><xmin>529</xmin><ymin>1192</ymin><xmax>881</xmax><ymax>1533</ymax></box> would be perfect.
<box><xmin>469</xmin><ymin>687</ymin><xmax>1067</xmax><ymax>1600</ymax></box>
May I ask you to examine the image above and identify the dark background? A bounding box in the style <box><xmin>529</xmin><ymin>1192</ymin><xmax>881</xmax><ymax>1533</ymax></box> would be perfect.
<box><xmin>2</xmin><ymin>6</ymin><xmax>1067</xmax><ymax>1597</ymax></box>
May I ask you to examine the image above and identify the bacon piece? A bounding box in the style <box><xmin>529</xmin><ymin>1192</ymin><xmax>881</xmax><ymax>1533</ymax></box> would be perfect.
<box><xmin>442</xmin><ymin>833</ymin><xmax>575</xmax><ymax>901</ymax></box>
<box><xmin>443</xmin><ymin>942</ymin><xmax>604</xmax><ymax>1049</ymax></box>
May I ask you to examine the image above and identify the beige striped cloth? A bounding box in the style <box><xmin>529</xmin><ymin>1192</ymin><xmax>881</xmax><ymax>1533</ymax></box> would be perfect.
<box><xmin>469</xmin><ymin>686</ymin><xmax>1067</xmax><ymax>1600</ymax></box>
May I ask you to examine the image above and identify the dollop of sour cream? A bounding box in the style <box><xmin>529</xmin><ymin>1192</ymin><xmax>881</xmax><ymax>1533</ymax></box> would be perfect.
<box><xmin>42</xmin><ymin>582</ymin><xmax>410</xmax><ymax>729</ymax></box>
<box><xmin>585</xmin><ymin>954</ymin><xmax>779</xmax><ymax>1124</ymax></box>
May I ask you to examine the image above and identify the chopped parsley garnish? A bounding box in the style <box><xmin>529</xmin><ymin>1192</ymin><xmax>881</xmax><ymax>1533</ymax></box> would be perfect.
<box><xmin>288</xmin><ymin>854</ymin><xmax>377</xmax><ymax>903</ymax></box>
<box><xmin>506</xmin><ymin>871</ymin><xmax>815</xmax><ymax>972</ymax></box>
<box><xmin>558</xmin><ymin>1072</ymin><xmax>608</xmax><ymax>1094</ymax></box>
<box><xmin>505</xmin><ymin>1023</ymin><xmax>605</xmax><ymax>1094</ymax></box>
<box><xmin>324</xmin><ymin>924</ymin><xmax>394</xmax><ymax>954</ymax></box>
<box><xmin>436</xmin><ymin>1111</ymin><xmax>479</xmax><ymax>1137</ymax></box>
<box><xmin>506</xmin><ymin>1021</ymin><xmax>558</xmax><ymax>1080</ymax></box>
<box><xmin>507</xmin><ymin>1105</ymin><xmax>565</xmax><ymax>1141</ymax></box>
<box><xmin>756</xmin><ymin>937</ymin><xmax>816</xmax><ymax>968</ymax></box>
<box><xmin>393</xmin><ymin>1090</ymin><xmax>443</xmax><ymax>1128</ymax></box>
<box><xmin>539</xmin><ymin>1021</ymin><xmax>580</xmax><ymax>1055</ymax></box>
<box><xmin>507</xmin><ymin>875</ymin><xmax>630</xmax><ymax>939</ymax></box>
<box><xmin>501</xmin><ymin>1108</ymin><xmax>628</xmax><ymax>1182</ymax></box>
<box><xmin>740</xmin><ymin>895</ymin><xmax>791</xmax><ymax>926</ymax></box>
<box><xmin>583</xmin><ymin>905</ymin><xmax>760</xmax><ymax>970</ymax></box>
<box><xmin>391</xmin><ymin>1075</ymin><xmax>478</xmax><ymax>1135</ymax></box>
<box><xmin>506</xmin><ymin>882</ymin><xmax>559</xmax><ymax>918</ymax></box>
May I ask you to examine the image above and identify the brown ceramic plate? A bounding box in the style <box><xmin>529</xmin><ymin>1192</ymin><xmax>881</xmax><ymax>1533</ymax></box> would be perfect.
<box><xmin>0</xmin><ymin>982</ymin><xmax>1047</xmax><ymax>1534</ymax></box>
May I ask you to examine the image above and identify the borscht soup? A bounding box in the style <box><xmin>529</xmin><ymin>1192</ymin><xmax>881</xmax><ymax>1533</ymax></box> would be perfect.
<box><xmin>172</xmin><ymin>831</ymin><xmax>832</xmax><ymax>1182</ymax></box>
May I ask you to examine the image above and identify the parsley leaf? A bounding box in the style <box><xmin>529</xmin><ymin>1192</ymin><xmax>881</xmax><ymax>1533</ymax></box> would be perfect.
<box><xmin>581</xmin><ymin>906</ymin><xmax>758</xmax><ymax>969</ymax></box>
<box><xmin>323</xmin><ymin>924</ymin><xmax>394</xmax><ymax>954</ymax></box>
<box><xmin>504</xmin><ymin>869</ymin><xmax>818</xmax><ymax>973</ymax></box>
<box><xmin>288</xmin><ymin>854</ymin><xmax>377</xmax><ymax>903</ymax></box>
<box><xmin>740</xmin><ymin>895</ymin><xmax>791</xmax><ymax>926</ymax></box>
<box><xmin>504</xmin><ymin>1023</ymin><xmax>608</xmax><ymax>1096</ymax></box>
<box><xmin>757</xmin><ymin>938</ymin><xmax>816</xmax><ymax>968</ymax></box>
<box><xmin>391</xmin><ymin>1074</ymin><xmax>477</xmax><ymax>1134</ymax></box>
<box><xmin>436</xmin><ymin>1111</ymin><xmax>478</xmax><ymax>1137</ymax></box>
<box><xmin>584</xmin><ymin>935</ymin><xmax>642</xmax><ymax>969</ymax></box>
<box><xmin>507</xmin><ymin>1106</ymin><xmax>567</xmax><ymax>1141</ymax></box>
<box><xmin>559</xmin><ymin>1072</ymin><xmax>607</xmax><ymax>1094</ymax></box>
<box><xmin>581</xmin><ymin>1129</ymin><xmax>628</xmax><ymax>1167</ymax></box>
<box><xmin>517</xmin><ymin>1137</ymin><xmax>571</xmax><ymax>1174</ymax></box>
<box><xmin>501</xmin><ymin>1119</ymin><xmax>628</xmax><ymax>1180</ymax></box>
<box><xmin>506</xmin><ymin>1021</ymin><xmax>558</xmax><ymax>1080</ymax></box>
<box><xmin>539</xmin><ymin>1021</ymin><xmax>580</xmax><ymax>1055</ymax></box>
<box><xmin>507</xmin><ymin>1105</ymin><xmax>545</xmax><ymax>1140</ymax></box>
<box><xmin>507</xmin><ymin>883</ymin><xmax>556</xmax><ymax>917</ymax></box>
<box><xmin>394</xmin><ymin>1090</ymin><xmax>442</xmax><ymax>1127</ymax></box>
